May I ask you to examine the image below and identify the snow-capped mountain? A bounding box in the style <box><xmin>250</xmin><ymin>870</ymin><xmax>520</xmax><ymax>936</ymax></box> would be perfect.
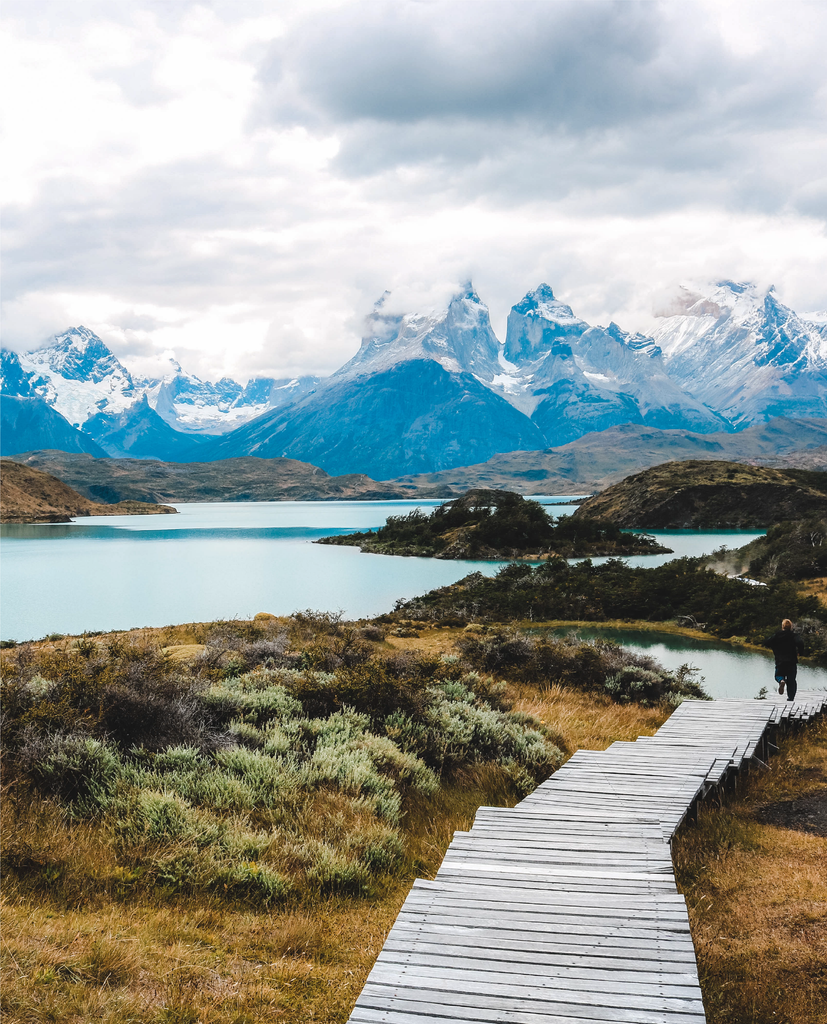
<box><xmin>334</xmin><ymin>286</ymin><xmax>502</xmax><ymax>384</ymax></box>
<box><xmin>193</xmin><ymin>284</ymin><xmax>728</xmax><ymax>475</ymax></box>
<box><xmin>146</xmin><ymin>366</ymin><xmax>320</xmax><ymax>435</ymax></box>
<box><xmin>0</xmin><ymin>328</ymin><xmax>320</xmax><ymax>448</ymax></box>
<box><xmin>497</xmin><ymin>285</ymin><xmax>726</xmax><ymax>444</ymax></box>
<box><xmin>653</xmin><ymin>281</ymin><xmax>827</xmax><ymax>426</ymax></box>
<box><xmin>3</xmin><ymin>278</ymin><xmax>825</xmax><ymax>473</ymax></box>
<box><xmin>9</xmin><ymin>327</ymin><xmax>139</xmax><ymax>428</ymax></box>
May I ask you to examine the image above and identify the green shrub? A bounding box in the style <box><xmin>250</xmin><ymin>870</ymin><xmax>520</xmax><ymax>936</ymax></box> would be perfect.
<box><xmin>400</xmin><ymin>556</ymin><xmax>822</xmax><ymax>646</ymax></box>
<box><xmin>301</xmin><ymin>841</ymin><xmax>371</xmax><ymax>894</ymax></box>
<box><xmin>1</xmin><ymin>619</ymin><xmax>580</xmax><ymax>902</ymax></box>
<box><xmin>112</xmin><ymin>790</ymin><xmax>223</xmax><ymax>847</ymax></box>
<box><xmin>24</xmin><ymin>733</ymin><xmax>121</xmax><ymax>817</ymax></box>
<box><xmin>214</xmin><ymin>861</ymin><xmax>292</xmax><ymax>903</ymax></box>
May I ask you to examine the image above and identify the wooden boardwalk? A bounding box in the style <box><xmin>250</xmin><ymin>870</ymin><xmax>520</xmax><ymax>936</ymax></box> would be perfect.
<box><xmin>348</xmin><ymin>691</ymin><xmax>827</xmax><ymax>1024</ymax></box>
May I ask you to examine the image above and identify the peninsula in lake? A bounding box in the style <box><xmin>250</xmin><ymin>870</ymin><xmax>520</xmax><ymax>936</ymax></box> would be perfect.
<box><xmin>317</xmin><ymin>488</ymin><xmax>670</xmax><ymax>560</ymax></box>
<box><xmin>0</xmin><ymin>460</ymin><xmax>176</xmax><ymax>524</ymax></box>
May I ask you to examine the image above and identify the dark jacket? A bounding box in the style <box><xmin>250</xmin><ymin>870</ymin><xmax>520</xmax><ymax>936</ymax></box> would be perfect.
<box><xmin>766</xmin><ymin>630</ymin><xmax>803</xmax><ymax>668</ymax></box>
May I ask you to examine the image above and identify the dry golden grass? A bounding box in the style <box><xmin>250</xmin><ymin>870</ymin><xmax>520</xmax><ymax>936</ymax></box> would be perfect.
<box><xmin>798</xmin><ymin>576</ymin><xmax>827</xmax><ymax>606</ymax></box>
<box><xmin>673</xmin><ymin>717</ymin><xmax>827</xmax><ymax>1024</ymax></box>
<box><xmin>509</xmin><ymin>680</ymin><xmax>669</xmax><ymax>752</ymax></box>
<box><xmin>1</xmin><ymin>616</ymin><xmax>671</xmax><ymax>1024</ymax></box>
<box><xmin>0</xmin><ymin>767</ymin><xmax>527</xmax><ymax>1024</ymax></box>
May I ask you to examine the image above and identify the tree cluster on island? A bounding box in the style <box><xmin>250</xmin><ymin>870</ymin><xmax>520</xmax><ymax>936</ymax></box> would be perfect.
<box><xmin>317</xmin><ymin>488</ymin><xmax>671</xmax><ymax>560</ymax></box>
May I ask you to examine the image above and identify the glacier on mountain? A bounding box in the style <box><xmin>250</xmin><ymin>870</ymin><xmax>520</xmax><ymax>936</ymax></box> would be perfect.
<box><xmin>2</xmin><ymin>277</ymin><xmax>825</xmax><ymax>471</ymax></box>
<box><xmin>0</xmin><ymin>327</ymin><xmax>319</xmax><ymax>442</ymax></box>
<box><xmin>146</xmin><ymin>368</ymin><xmax>320</xmax><ymax>435</ymax></box>
<box><xmin>334</xmin><ymin>286</ymin><xmax>502</xmax><ymax>384</ymax></box>
<box><xmin>13</xmin><ymin>327</ymin><xmax>139</xmax><ymax>428</ymax></box>
<box><xmin>500</xmin><ymin>285</ymin><xmax>726</xmax><ymax>443</ymax></box>
<box><xmin>652</xmin><ymin>281</ymin><xmax>827</xmax><ymax>426</ymax></box>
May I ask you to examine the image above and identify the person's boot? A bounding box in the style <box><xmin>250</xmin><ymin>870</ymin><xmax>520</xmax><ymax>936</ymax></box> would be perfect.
<box><xmin>778</xmin><ymin>680</ymin><xmax>785</xmax><ymax>695</ymax></box>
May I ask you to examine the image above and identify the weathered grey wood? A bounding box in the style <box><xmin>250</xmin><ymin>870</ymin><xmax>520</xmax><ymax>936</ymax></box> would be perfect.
<box><xmin>373</xmin><ymin>953</ymin><xmax>703</xmax><ymax>1001</ymax></box>
<box><xmin>352</xmin><ymin>999</ymin><xmax>706</xmax><ymax>1024</ymax></box>
<box><xmin>400</xmin><ymin>900</ymin><xmax>692</xmax><ymax>932</ymax></box>
<box><xmin>381</xmin><ymin>938</ymin><xmax>698</xmax><ymax>974</ymax></box>
<box><xmin>437</xmin><ymin>861</ymin><xmax>678</xmax><ymax>881</ymax></box>
<box><xmin>359</xmin><ymin>972</ymin><xmax>706</xmax><ymax>1018</ymax></box>
<box><xmin>347</xmin><ymin>693</ymin><xmax>826</xmax><ymax>1023</ymax></box>
<box><xmin>414</xmin><ymin>879</ymin><xmax>688</xmax><ymax>907</ymax></box>
<box><xmin>387</xmin><ymin>921</ymin><xmax>698</xmax><ymax>961</ymax></box>
<box><xmin>394</xmin><ymin>911</ymin><xmax>696</xmax><ymax>946</ymax></box>
<box><xmin>434</xmin><ymin>868</ymin><xmax>679</xmax><ymax>893</ymax></box>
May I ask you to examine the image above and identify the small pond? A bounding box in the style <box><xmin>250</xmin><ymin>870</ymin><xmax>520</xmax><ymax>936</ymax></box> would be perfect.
<box><xmin>541</xmin><ymin>625</ymin><xmax>827</xmax><ymax>701</ymax></box>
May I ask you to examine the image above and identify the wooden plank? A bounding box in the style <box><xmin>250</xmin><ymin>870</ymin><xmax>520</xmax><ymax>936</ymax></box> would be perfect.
<box><xmin>401</xmin><ymin>897</ymin><xmax>691</xmax><ymax>929</ymax></box>
<box><xmin>434</xmin><ymin>868</ymin><xmax>679</xmax><ymax>893</ymax></box>
<box><xmin>351</xmin><ymin>999</ymin><xmax>706</xmax><ymax>1024</ymax></box>
<box><xmin>387</xmin><ymin>922</ymin><xmax>699</xmax><ymax>963</ymax></box>
<box><xmin>437</xmin><ymin>861</ymin><xmax>678</xmax><ymax>881</ymax></box>
<box><xmin>361</xmin><ymin>967</ymin><xmax>705</xmax><ymax>1014</ymax></box>
<box><xmin>393</xmin><ymin>911</ymin><xmax>696</xmax><ymax>945</ymax></box>
<box><xmin>376</xmin><ymin>950</ymin><xmax>702</xmax><ymax>994</ymax></box>
<box><xmin>381</xmin><ymin>937</ymin><xmax>698</xmax><ymax>974</ymax></box>
<box><xmin>415</xmin><ymin>880</ymin><xmax>688</xmax><ymax>908</ymax></box>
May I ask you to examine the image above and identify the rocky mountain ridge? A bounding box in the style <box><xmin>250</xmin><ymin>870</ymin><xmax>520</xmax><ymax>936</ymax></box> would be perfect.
<box><xmin>9</xmin><ymin>417</ymin><xmax>827</xmax><ymax>504</ymax></box>
<box><xmin>5</xmin><ymin>451</ymin><xmax>419</xmax><ymax>504</ymax></box>
<box><xmin>1</xmin><ymin>328</ymin><xmax>320</xmax><ymax>439</ymax></box>
<box><xmin>2</xmin><ymin>280</ymin><xmax>825</xmax><ymax>475</ymax></box>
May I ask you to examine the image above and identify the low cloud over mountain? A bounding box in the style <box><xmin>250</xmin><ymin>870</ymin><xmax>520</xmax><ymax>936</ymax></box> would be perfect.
<box><xmin>3</xmin><ymin>280</ymin><xmax>825</xmax><ymax>476</ymax></box>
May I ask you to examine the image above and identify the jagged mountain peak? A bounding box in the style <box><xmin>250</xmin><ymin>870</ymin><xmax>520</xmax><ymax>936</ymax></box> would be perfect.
<box><xmin>511</xmin><ymin>283</ymin><xmax>584</xmax><ymax>327</ymax></box>
<box><xmin>653</xmin><ymin>282</ymin><xmax>827</xmax><ymax>425</ymax></box>
<box><xmin>604</xmin><ymin>322</ymin><xmax>661</xmax><ymax>356</ymax></box>
<box><xmin>29</xmin><ymin>326</ymin><xmax>131</xmax><ymax>384</ymax></box>
<box><xmin>337</xmin><ymin>284</ymin><xmax>501</xmax><ymax>382</ymax></box>
<box><xmin>504</xmin><ymin>284</ymin><xmax>589</xmax><ymax>364</ymax></box>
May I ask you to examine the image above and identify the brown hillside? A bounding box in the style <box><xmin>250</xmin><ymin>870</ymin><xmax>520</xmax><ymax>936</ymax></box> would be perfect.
<box><xmin>575</xmin><ymin>460</ymin><xmax>827</xmax><ymax>528</ymax></box>
<box><xmin>7</xmin><ymin>452</ymin><xmax>420</xmax><ymax>503</ymax></box>
<box><xmin>0</xmin><ymin>460</ymin><xmax>176</xmax><ymax>523</ymax></box>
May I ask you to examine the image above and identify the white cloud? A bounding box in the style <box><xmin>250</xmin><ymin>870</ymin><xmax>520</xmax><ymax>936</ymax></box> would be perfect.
<box><xmin>2</xmin><ymin>0</ymin><xmax>826</xmax><ymax>383</ymax></box>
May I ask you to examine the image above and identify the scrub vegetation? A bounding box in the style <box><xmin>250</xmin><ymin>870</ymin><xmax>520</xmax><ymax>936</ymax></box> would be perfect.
<box><xmin>2</xmin><ymin>613</ymin><xmax>691</xmax><ymax>1023</ymax></box>
<box><xmin>394</xmin><ymin>556</ymin><xmax>827</xmax><ymax>661</ymax></box>
<box><xmin>710</xmin><ymin>515</ymin><xmax>827</xmax><ymax>582</ymax></box>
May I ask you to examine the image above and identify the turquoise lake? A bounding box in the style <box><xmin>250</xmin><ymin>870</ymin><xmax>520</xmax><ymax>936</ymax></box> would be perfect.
<box><xmin>2</xmin><ymin>498</ymin><xmax>824</xmax><ymax>700</ymax></box>
<box><xmin>1</xmin><ymin>497</ymin><xmax>583</xmax><ymax>640</ymax></box>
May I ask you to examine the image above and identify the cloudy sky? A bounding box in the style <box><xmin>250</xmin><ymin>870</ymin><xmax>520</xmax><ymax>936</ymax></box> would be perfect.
<box><xmin>3</xmin><ymin>0</ymin><xmax>826</xmax><ymax>383</ymax></box>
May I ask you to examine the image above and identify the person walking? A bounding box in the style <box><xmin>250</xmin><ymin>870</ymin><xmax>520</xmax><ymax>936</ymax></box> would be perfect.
<box><xmin>766</xmin><ymin>618</ymin><xmax>803</xmax><ymax>701</ymax></box>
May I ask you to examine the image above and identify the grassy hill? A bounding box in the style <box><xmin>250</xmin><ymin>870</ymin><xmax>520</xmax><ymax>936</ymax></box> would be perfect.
<box><xmin>7</xmin><ymin>451</ymin><xmax>422</xmax><ymax>504</ymax></box>
<box><xmin>575</xmin><ymin>460</ymin><xmax>827</xmax><ymax>528</ymax></box>
<box><xmin>390</xmin><ymin>417</ymin><xmax>827</xmax><ymax>494</ymax></box>
<box><xmin>0</xmin><ymin>460</ymin><xmax>176</xmax><ymax>523</ymax></box>
<box><xmin>318</xmin><ymin>488</ymin><xmax>671</xmax><ymax>560</ymax></box>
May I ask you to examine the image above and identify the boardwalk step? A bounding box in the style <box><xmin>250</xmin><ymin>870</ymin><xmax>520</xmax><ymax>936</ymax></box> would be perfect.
<box><xmin>347</xmin><ymin>690</ymin><xmax>826</xmax><ymax>1024</ymax></box>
